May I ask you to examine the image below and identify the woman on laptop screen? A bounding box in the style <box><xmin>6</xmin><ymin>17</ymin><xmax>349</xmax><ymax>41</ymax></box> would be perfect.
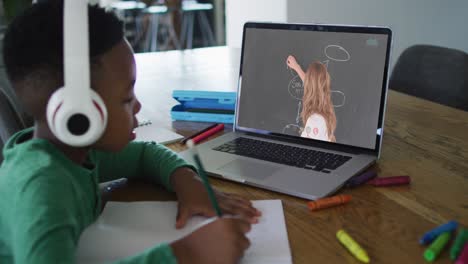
<box><xmin>286</xmin><ymin>55</ymin><xmax>337</xmax><ymax>142</ymax></box>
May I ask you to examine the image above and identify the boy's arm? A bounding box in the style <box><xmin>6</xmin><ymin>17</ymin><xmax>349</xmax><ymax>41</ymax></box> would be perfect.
<box><xmin>13</xmin><ymin>184</ymin><xmax>179</xmax><ymax>263</ymax></box>
<box><xmin>11</xmin><ymin>168</ymin><xmax>180</xmax><ymax>263</ymax></box>
<box><xmin>12</xmin><ymin>170</ymin><xmax>85</xmax><ymax>264</ymax></box>
<box><xmin>93</xmin><ymin>141</ymin><xmax>196</xmax><ymax>191</ymax></box>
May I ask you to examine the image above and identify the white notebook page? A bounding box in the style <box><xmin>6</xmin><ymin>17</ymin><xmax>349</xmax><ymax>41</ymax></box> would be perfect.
<box><xmin>76</xmin><ymin>200</ymin><xmax>292</xmax><ymax>264</ymax></box>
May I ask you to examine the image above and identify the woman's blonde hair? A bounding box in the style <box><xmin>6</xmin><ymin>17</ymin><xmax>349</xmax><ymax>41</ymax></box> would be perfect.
<box><xmin>301</xmin><ymin>62</ymin><xmax>336</xmax><ymax>142</ymax></box>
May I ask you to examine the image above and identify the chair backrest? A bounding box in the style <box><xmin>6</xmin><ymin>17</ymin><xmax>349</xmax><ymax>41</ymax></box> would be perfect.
<box><xmin>0</xmin><ymin>87</ymin><xmax>30</xmax><ymax>163</ymax></box>
<box><xmin>389</xmin><ymin>45</ymin><xmax>468</xmax><ymax>111</ymax></box>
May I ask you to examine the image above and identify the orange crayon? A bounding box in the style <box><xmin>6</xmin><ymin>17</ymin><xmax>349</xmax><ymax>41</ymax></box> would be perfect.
<box><xmin>308</xmin><ymin>194</ymin><xmax>352</xmax><ymax>211</ymax></box>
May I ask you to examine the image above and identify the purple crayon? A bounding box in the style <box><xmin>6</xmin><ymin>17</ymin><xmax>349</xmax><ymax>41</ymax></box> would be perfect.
<box><xmin>346</xmin><ymin>170</ymin><xmax>377</xmax><ymax>188</ymax></box>
<box><xmin>367</xmin><ymin>176</ymin><xmax>411</xmax><ymax>187</ymax></box>
<box><xmin>455</xmin><ymin>243</ymin><xmax>468</xmax><ymax>264</ymax></box>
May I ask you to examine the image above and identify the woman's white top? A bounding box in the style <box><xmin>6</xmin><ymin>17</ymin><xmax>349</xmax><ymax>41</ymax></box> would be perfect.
<box><xmin>301</xmin><ymin>113</ymin><xmax>330</xmax><ymax>142</ymax></box>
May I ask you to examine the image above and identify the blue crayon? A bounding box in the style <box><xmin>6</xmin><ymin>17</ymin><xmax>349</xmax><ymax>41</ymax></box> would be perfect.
<box><xmin>346</xmin><ymin>170</ymin><xmax>377</xmax><ymax>188</ymax></box>
<box><xmin>420</xmin><ymin>220</ymin><xmax>458</xmax><ymax>245</ymax></box>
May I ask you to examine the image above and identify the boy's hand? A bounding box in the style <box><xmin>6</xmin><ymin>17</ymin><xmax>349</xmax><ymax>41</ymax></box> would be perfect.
<box><xmin>170</xmin><ymin>168</ymin><xmax>262</xmax><ymax>229</ymax></box>
<box><xmin>170</xmin><ymin>217</ymin><xmax>251</xmax><ymax>264</ymax></box>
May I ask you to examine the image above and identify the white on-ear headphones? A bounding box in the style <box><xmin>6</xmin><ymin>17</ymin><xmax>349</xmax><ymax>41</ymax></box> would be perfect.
<box><xmin>46</xmin><ymin>0</ymin><xmax>107</xmax><ymax>147</ymax></box>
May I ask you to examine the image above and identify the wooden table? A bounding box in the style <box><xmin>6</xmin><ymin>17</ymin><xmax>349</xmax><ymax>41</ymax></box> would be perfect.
<box><xmin>112</xmin><ymin>46</ymin><xmax>468</xmax><ymax>263</ymax></box>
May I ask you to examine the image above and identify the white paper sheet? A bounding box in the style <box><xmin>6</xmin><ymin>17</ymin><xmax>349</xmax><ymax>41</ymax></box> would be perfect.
<box><xmin>76</xmin><ymin>200</ymin><xmax>292</xmax><ymax>264</ymax></box>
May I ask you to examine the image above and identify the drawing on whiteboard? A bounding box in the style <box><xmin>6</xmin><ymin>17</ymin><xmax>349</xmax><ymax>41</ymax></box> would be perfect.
<box><xmin>325</xmin><ymin>45</ymin><xmax>351</xmax><ymax>62</ymax></box>
<box><xmin>288</xmin><ymin>74</ymin><xmax>304</xmax><ymax>100</ymax></box>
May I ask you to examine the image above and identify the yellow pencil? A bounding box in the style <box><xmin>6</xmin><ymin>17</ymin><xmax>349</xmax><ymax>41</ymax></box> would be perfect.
<box><xmin>336</xmin><ymin>229</ymin><xmax>370</xmax><ymax>263</ymax></box>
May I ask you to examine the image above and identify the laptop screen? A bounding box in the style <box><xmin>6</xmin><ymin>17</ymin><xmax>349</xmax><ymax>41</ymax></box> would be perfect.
<box><xmin>236</xmin><ymin>23</ymin><xmax>391</xmax><ymax>151</ymax></box>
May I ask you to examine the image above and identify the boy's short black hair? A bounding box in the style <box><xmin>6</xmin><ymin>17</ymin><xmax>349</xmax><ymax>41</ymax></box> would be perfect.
<box><xmin>2</xmin><ymin>1</ymin><xmax>124</xmax><ymax>117</ymax></box>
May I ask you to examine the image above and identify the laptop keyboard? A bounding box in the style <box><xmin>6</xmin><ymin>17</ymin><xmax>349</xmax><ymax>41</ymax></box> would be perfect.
<box><xmin>212</xmin><ymin>137</ymin><xmax>352</xmax><ymax>173</ymax></box>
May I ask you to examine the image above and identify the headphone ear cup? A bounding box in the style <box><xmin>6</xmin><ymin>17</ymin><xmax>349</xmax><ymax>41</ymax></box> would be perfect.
<box><xmin>46</xmin><ymin>87</ymin><xmax>108</xmax><ymax>147</ymax></box>
<box><xmin>46</xmin><ymin>88</ymin><xmax>65</xmax><ymax>137</ymax></box>
<box><xmin>88</xmin><ymin>89</ymin><xmax>108</xmax><ymax>133</ymax></box>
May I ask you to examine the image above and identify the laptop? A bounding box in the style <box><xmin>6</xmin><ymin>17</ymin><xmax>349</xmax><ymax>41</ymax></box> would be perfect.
<box><xmin>180</xmin><ymin>22</ymin><xmax>393</xmax><ymax>200</ymax></box>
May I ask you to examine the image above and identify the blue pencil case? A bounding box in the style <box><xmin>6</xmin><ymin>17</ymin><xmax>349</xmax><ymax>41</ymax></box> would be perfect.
<box><xmin>171</xmin><ymin>90</ymin><xmax>237</xmax><ymax>123</ymax></box>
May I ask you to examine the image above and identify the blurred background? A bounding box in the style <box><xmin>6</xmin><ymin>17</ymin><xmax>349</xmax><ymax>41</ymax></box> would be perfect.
<box><xmin>1</xmin><ymin>0</ymin><xmax>467</xmax><ymax>65</ymax></box>
<box><xmin>98</xmin><ymin>0</ymin><xmax>225</xmax><ymax>52</ymax></box>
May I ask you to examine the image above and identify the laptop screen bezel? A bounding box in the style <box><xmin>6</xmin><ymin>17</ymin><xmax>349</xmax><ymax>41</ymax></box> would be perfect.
<box><xmin>234</xmin><ymin>22</ymin><xmax>393</xmax><ymax>157</ymax></box>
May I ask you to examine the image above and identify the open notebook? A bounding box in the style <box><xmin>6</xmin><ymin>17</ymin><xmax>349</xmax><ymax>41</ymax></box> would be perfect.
<box><xmin>76</xmin><ymin>200</ymin><xmax>292</xmax><ymax>264</ymax></box>
<box><xmin>134</xmin><ymin>119</ymin><xmax>184</xmax><ymax>145</ymax></box>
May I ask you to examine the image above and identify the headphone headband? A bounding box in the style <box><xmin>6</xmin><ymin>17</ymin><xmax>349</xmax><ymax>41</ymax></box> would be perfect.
<box><xmin>64</xmin><ymin>0</ymin><xmax>90</xmax><ymax>100</ymax></box>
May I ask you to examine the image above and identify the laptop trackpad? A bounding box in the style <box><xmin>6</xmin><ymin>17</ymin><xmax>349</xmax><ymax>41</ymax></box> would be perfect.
<box><xmin>217</xmin><ymin>159</ymin><xmax>279</xmax><ymax>180</ymax></box>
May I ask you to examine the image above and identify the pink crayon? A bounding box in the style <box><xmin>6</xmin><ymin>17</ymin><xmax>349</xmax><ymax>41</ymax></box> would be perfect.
<box><xmin>456</xmin><ymin>243</ymin><xmax>468</xmax><ymax>264</ymax></box>
<box><xmin>367</xmin><ymin>176</ymin><xmax>411</xmax><ymax>187</ymax></box>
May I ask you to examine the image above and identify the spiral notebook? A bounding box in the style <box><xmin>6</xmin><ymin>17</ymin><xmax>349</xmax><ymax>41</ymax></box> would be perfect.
<box><xmin>134</xmin><ymin>120</ymin><xmax>184</xmax><ymax>145</ymax></box>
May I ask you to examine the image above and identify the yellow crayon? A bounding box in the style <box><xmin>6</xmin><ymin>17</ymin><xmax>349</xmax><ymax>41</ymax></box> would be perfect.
<box><xmin>336</xmin><ymin>229</ymin><xmax>370</xmax><ymax>263</ymax></box>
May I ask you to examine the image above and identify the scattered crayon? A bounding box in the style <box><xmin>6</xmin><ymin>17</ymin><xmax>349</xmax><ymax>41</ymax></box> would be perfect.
<box><xmin>346</xmin><ymin>170</ymin><xmax>377</xmax><ymax>188</ymax></box>
<box><xmin>420</xmin><ymin>220</ymin><xmax>458</xmax><ymax>245</ymax></box>
<box><xmin>336</xmin><ymin>229</ymin><xmax>370</xmax><ymax>263</ymax></box>
<box><xmin>307</xmin><ymin>194</ymin><xmax>352</xmax><ymax>211</ymax></box>
<box><xmin>181</xmin><ymin>123</ymin><xmax>219</xmax><ymax>144</ymax></box>
<box><xmin>451</xmin><ymin>228</ymin><xmax>468</xmax><ymax>260</ymax></box>
<box><xmin>424</xmin><ymin>232</ymin><xmax>452</xmax><ymax>262</ymax></box>
<box><xmin>455</xmin><ymin>243</ymin><xmax>468</xmax><ymax>264</ymax></box>
<box><xmin>367</xmin><ymin>175</ymin><xmax>410</xmax><ymax>186</ymax></box>
<box><xmin>191</xmin><ymin>123</ymin><xmax>225</xmax><ymax>144</ymax></box>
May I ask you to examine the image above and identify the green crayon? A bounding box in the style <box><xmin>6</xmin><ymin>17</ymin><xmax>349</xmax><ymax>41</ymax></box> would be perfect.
<box><xmin>450</xmin><ymin>228</ymin><xmax>468</xmax><ymax>260</ymax></box>
<box><xmin>424</xmin><ymin>232</ymin><xmax>451</xmax><ymax>262</ymax></box>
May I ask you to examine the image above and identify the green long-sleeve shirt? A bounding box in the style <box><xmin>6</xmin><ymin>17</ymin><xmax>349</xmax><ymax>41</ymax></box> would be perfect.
<box><xmin>0</xmin><ymin>128</ymin><xmax>193</xmax><ymax>263</ymax></box>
